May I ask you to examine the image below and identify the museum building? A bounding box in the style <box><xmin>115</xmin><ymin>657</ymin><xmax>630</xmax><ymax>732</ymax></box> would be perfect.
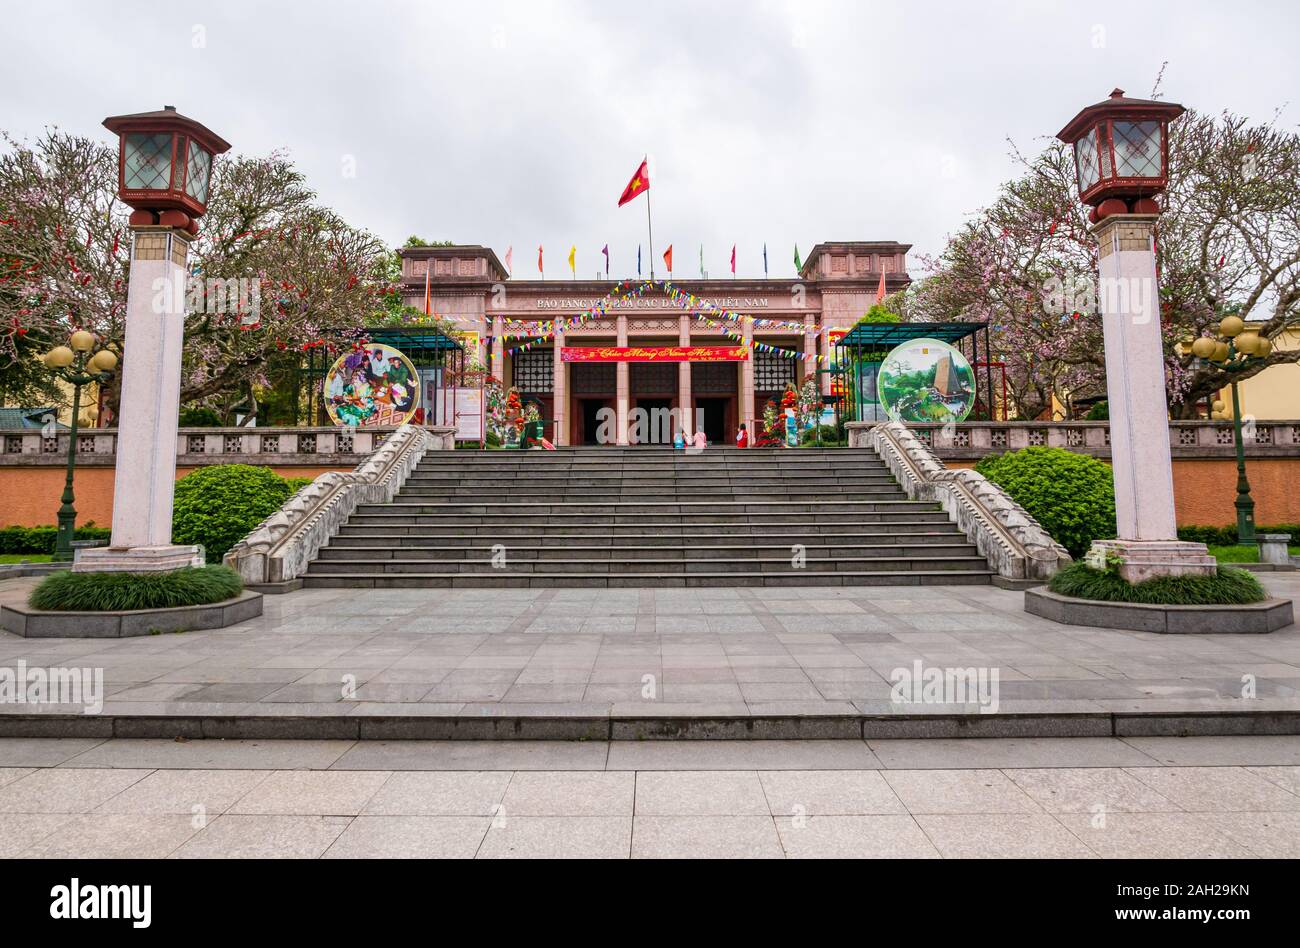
<box><xmin>400</xmin><ymin>241</ymin><xmax>911</xmax><ymax>445</ymax></box>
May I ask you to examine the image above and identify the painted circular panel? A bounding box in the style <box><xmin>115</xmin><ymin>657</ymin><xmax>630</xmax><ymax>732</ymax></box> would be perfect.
<box><xmin>877</xmin><ymin>338</ymin><xmax>976</xmax><ymax>424</ymax></box>
<box><xmin>323</xmin><ymin>343</ymin><xmax>421</xmax><ymax>427</ymax></box>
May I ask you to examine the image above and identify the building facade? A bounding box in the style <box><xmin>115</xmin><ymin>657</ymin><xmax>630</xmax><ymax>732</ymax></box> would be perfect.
<box><xmin>400</xmin><ymin>241</ymin><xmax>911</xmax><ymax>445</ymax></box>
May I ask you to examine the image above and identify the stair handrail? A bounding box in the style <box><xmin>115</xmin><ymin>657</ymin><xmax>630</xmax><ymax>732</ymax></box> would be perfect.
<box><xmin>223</xmin><ymin>424</ymin><xmax>454</xmax><ymax>586</ymax></box>
<box><xmin>862</xmin><ymin>421</ymin><xmax>1071</xmax><ymax>581</ymax></box>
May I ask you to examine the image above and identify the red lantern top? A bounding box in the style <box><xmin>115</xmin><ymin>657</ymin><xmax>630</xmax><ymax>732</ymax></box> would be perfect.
<box><xmin>102</xmin><ymin>106</ymin><xmax>231</xmax><ymax>227</ymax></box>
<box><xmin>1056</xmin><ymin>89</ymin><xmax>1184</xmax><ymax>212</ymax></box>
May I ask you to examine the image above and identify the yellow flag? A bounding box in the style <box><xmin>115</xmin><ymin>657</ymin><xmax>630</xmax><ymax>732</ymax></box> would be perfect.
<box><xmin>568</xmin><ymin>245</ymin><xmax>576</xmax><ymax>277</ymax></box>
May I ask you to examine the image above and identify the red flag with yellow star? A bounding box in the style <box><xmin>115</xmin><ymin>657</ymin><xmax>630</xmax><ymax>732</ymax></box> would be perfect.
<box><xmin>618</xmin><ymin>159</ymin><xmax>650</xmax><ymax>206</ymax></box>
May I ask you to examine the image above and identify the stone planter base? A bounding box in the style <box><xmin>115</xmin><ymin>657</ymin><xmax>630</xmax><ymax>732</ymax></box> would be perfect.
<box><xmin>0</xmin><ymin>591</ymin><xmax>262</xmax><ymax>638</ymax></box>
<box><xmin>1025</xmin><ymin>587</ymin><xmax>1294</xmax><ymax>634</ymax></box>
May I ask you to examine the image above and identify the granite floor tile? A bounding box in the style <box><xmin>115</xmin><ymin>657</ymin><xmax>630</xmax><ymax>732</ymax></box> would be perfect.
<box><xmin>634</xmin><ymin>771</ymin><xmax>769</xmax><ymax>816</ymax></box>
<box><xmin>758</xmin><ymin>770</ymin><xmax>906</xmax><ymax>816</ymax></box>
<box><xmin>775</xmin><ymin>814</ymin><xmax>939</xmax><ymax>858</ymax></box>
<box><xmin>1056</xmin><ymin>812</ymin><xmax>1257</xmax><ymax>859</ymax></box>
<box><xmin>324</xmin><ymin>816</ymin><xmax>489</xmax><ymax>858</ymax></box>
<box><xmin>362</xmin><ymin>771</ymin><xmax>512</xmax><ymax>816</ymax></box>
<box><xmin>499</xmin><ymin>771</ymin><xmax>634</xmax><ymax>816</ymax></box>
<box><xmin>632</xmin><ymin>816</ymin><xmax>783</xmax><ymax>858</ymax></box>
<box><xmin>96</xmin><ymin>769</ymin><xmax>270</xmax><ymax>815</ymax></box>
<box><xmin>607</xmin><ymin>740</ymin><xmax>880</xmax><ymax>772</ymax></box>
<box><xmin>0</xmin><ymin>768</ymin><xmax>151</xmax><ymax>813</ymax></box>
<box><xmin>174</xmin><ymin>814</ymin><xmax>352</xmax><ymax>858</ymax></box>
<box><xmin>229</xmin><ymin>770</ymin><xmax>391</xmax><ymax>815</ymax></box>
<box><xmin>868</xmin><ymin>738</ymin><xmax>1159</xmax><ymax>770</ymax></box>
<box><xmin>881</xmin><ymin>769</ymin><xmax>1044</xmax><ymax>815</ymax></box>
<box><xmin>330</xmin><ymin>740</ymin><xmax>609</xmax><ymax>772</ymax></box>
<box><xmin>24</xmin><ymin>813</ymin><xmax>199</xmax><ymax>858</ymax></box>
<box><xmin>0</xmin><ymin>813</ymin><xmax>73</xmax><ymax>857</ymax></box>
<box><xmin>61</xmin><ymin>739</ymin><xmax>356</xmax><ymax>771</ymax></box>
<box><xmin>1123</xmin><ymin>766</ymin><xmax>1300</xmax><ymax>812</ymax></box>
<box><xmin>915</xmin><ymin>814</ymin><xmax>1096</xmax><ymax>858</ymax></box>
<box><xmin>478</xmin><ymin>816</ymin><xmax>631</xmax><ymax>858</ymax></box>
<box><xmin>1003</xmin><ymin>767</ymin><xmax>1182</xmax><ymax>813</ymax></box>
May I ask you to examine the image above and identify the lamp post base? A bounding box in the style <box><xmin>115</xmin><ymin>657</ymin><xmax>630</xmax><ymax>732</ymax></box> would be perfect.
<box><xmin>1087</xmin><ymin>539</ymin><xmax>1217</xmax><ymax>584</ymax></box>
<box><xmin>72</xmin><ymin>545</ymin><xmax>205</xmax><ymax>574</ymax></box>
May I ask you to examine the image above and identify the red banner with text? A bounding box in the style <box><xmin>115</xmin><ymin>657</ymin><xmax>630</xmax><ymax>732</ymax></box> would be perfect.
<box><xmin>560</xmin><ymin>345</ymin><xmax>749</xmax><ymax>363</ymax></box>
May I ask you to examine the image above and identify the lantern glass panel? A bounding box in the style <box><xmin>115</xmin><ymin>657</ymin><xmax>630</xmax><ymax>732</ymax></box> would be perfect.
<box><xmin>184</xmin><ymin>138</ymin><xmax>212</xmax><ymax>203</ymax></box>
<box><xmin>1074</xmin><ymin>127</ymin><xmax>1100</xmax><ymax>193</ymax></box>
<box><xmin>123</xmin><ymin>133</ymin><xmax>174</xmax><ymax>190</ymax></box>
<box><xmin>1113</xmin><ymin>120</ymin><xmax>1162</xmax><ymax>177</ymax></box>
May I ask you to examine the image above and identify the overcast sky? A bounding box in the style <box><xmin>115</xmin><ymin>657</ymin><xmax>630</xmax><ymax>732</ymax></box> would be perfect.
<box><xmin>4</xmin><ymin>1</ymin><xmax>1297</xmax><ymax>279</ymax></box>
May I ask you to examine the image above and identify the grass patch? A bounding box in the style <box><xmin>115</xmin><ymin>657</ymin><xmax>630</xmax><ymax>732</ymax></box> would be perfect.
<box><xmin>1048</xmin><ymin>562</ymin><xmax>1268</xmax><ymax>605</ymax></box>
<box><xmin>0</xmin><ymin>553</ymin><xmax>53</xmax><ymax>564</ymax></box>
<box><xmin>28</xmin><ymin>565</ymin><xmax>243</xmax><ymax>612</ymax></box>
<box><xmin>1208</xmin><ymin>545</ymin><xmax>1260</xmax><ymax>564</ymax></box>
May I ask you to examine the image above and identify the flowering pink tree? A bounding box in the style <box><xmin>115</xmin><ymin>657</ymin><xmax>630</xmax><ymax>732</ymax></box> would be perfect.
<box><xmin>899</xmin><ymin>108</ymin><xmax>1300</xmax><ymax>420</ymax></box>
<box><xmin>0</xmin><ymin>130</ymin><xmax>393</xmax><ymax>421</ymax></box>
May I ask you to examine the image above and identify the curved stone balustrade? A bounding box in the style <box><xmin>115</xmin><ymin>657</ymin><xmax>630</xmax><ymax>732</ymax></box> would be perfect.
<box><xmin>854</xmin><ymin>421</ymin><xmax>1072</xmax><ymax>581</ymax></box>
<box><xmin>223</xmin><ymin>425</ymin><xmax>454</xmax><ymax>586</ymax></box>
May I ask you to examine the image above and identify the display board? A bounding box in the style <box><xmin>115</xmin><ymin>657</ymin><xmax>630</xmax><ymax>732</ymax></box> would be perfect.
<box><xmin>876</xmin><ymin>337</ymin><xmax>977</xmax><ymax>424</ymax></box>
<box><xmin>323</xmin><ymin>343</ymin><xmax>421</xmax><ymax>427</ymax></box>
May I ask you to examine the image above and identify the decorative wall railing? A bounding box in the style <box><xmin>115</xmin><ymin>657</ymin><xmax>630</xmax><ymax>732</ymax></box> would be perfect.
<box><xmin>847</xmin><ymin>420</ymin><xmax>1300</xmax><ymax>461</ymax></box>
<box><xmin>0</xmin><ymin>426</ymin><xmax>402</xmax><ymax>466</ymax></box>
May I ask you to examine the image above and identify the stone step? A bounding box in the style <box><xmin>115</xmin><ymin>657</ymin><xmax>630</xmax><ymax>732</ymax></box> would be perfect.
<box><xmin>301</xmin><ymin>569</ymin><xmax>994</xmax><ymax>588</ymax></box>
<box><xmin>305</xmin><ymin>554</ymin><xmax>989</xmax><ymax>575</ymax></box>
<box><xmin>328</xmin><ymin>529</ymin><xmax>971</xmax><ymax>547</ymax></box>
<box><xmin>395</xmin><ymin>489</ymin><xmax>909</xmax><ymax>502</ymax></box>
<box><xmin>317</xmin><ymin>542</ymin><xmax>981</xmax><ymax>561</ymax></box>
<box><xmin>356</xmin><ymin>499</ymin><xmax>934</xmax><ymax>513</ymax></box>
<box><xmin>404</xmin><ymin>473</ymin><xmax>898</xmax><ymax>484</ymax></box>
<box><xmin>341</xmin><ymin>511</ymin><xmax>955</xmax><ymax>528</ymax></box>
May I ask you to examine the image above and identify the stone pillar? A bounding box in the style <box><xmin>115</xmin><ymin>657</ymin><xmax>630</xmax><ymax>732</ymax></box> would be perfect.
<box><xmin>552</xmin><ymin>327</ymin><xmax>567</xmax><ymax>446</ymax></box>
<box><xmin>678</xmin><ymin>313</ymin><xmax>693</xmax><ymax>436</ymax></box>
<box><xmin>76</xmin><ymin>226</ymin><xmax>202</xmax><ymax>572</ymax></box>
<box><xmin>616</xmin><ymin>313</ymin><xmax>630</xmax><ymax>445</ymax></box>
<box><xmin>491</xmin><ymin>315</ymin><xmax>504</xmax><ymax>381</ymax></box>
<box><xmin>741</xmin><ymin>321</ymin><xmax>756</xmax><ymax>436</ymax></box>
<box><xmin>1088</xmin><ymin>214</ymin><xmax>1213</xmax><ymax>582</ymax></box>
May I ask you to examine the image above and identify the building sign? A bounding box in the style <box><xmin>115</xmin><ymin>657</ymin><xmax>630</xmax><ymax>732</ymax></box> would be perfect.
<box><xmin>561</xmin><ymin>346</ymin><xmax>749</xmax><ymax>363</ymax></box>
<box><xmin>535</xmin><ymin>297</ymin><xmax>770</xmax><ymax>310</ymax></box>
<box><xmin>323</xmin><ymin>343</ymin><xmax>421</xmax><ymax>427</ymax></box>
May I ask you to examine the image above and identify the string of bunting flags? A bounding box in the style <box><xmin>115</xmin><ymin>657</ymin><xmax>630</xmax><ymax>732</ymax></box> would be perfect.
<box><xmin>504</xmin><ymin>279</ymin><xmax>826</xmax><ymax>361</ymax></box>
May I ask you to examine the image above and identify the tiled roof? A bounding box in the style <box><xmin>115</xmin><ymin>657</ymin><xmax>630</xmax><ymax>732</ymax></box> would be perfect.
<box><xmin>0</xmin><ymin>407</ymin><xmax>66</xmax><ymax>431</ymax></box>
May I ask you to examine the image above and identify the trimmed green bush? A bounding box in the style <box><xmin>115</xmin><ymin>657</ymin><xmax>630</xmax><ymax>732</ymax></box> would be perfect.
<box><xmin>1048</xmin><ymin>561</ymin><xmax>1267</xmax><ymax>605</ymax></box>
<box><xmin>172</xmin><ymin>465</ymin><xmax>297</xmax><ymax>560</ymax></box>
<box><xmin>1178</xmin><ymin>523</ymin><xmax>1300</xmax><ymax>547</ymax></box>
<box><xmin>1085</xmin><ymin>400</ymin><xmax>1109</xmax><ymax>421</ymax></box>
<box><xmin>799</xmin><ymin>424</ymin><xmax>840</xmax><ymax>444</ymax></box>
<box><xmin>28</xmin><ymin>565</ymin><xmax>243</xmax><ymax>612</ymax></box>
<box><xmin>975</xmin><ymin>447</ymin><xmax>1116</xmax><ymax>557</ymax></box>
<box><xmin>0</xmin><ymin>524</ymin><xmax>111</xmax><ymax>555</ymax></box>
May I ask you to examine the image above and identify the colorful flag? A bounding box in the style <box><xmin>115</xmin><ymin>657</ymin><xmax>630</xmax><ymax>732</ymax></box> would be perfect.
<box><xmin>730</xmin><ymin>245</ymin><xmax>736</xmax><ymax>277</ymax></box>
<box><xmin>637</xmin><ymin>245</ymin><xmax>642</xmax><ymax>277</ymax></box>
<box><xmin>505</xmin><ymin>246</ymin><xmax>512</xmax><ymax>275</ymax></box>
<box><xmin>793</xmin><ymin>244</ymin><xmax>802</xmax><ymax>272</ymax></box>
<box><xmin>537</xmin><ymin>245</ymin><xmax>543</xmax><ymax>275</ymax></box>
<box><xmin>663</xmin><ymin>245</ymin><xmax>673</xmax><ymax>274</ymax></box>
<box><xmin>763</xmin><ymin>243</ymin><xmax>768</xmax><ymax>277</ymax></box>
<box><xmin>568</xmin><ymin>245</ymin><xmax>576</xmax><ymax>278</ymax></box>
<box><xmin>601</xmin><ymin>244</ymin><xmax>609</xmax><ymax>277</ymax></box>
<box><xmin>618</xmin><ymin>159</ymin><xmax>650</xmax><ymax>206</ymax></box>
<box><xmin>875</xmin><ymin>266</ymin><xmax>887</xmax><ymax>304</ymax></box>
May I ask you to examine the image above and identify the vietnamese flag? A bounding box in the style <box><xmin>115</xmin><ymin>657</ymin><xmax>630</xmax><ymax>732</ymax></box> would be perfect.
<box><xmin>537</xmin><ymin>245</ymin><xmax>543</xmax><ymax>275</ymax></box>
<box><xmin>663</xmin><ymin>245</ymin><xmax>673</xmax><ymax>274</ymax></box>
<box><xmin>618</xmin><ymin>159</ymin><xmax>650</xmax><ymax>206</ymax></box>
<box><xmin>875</xmin><ymin>267</ymin><xmax>887</xmax><ymax>304</ymax></box>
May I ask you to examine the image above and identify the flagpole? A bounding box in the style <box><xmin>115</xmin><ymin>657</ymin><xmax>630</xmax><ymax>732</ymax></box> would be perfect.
<box><xmin>645</xmin><ymin>175</ymin><xmax>655</xmax><ymax>281</ymax></box>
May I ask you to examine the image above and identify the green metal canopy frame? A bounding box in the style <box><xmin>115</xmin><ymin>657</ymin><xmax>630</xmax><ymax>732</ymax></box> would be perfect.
<box><xmin>833</xmin><ymin>322</ymin><xmax>996</xmax><ymax>423</ymax></box>
<box><xmin>297</xmin><ymin>327</ymin><xmax>465</xmax><ymax>426</ymax></box>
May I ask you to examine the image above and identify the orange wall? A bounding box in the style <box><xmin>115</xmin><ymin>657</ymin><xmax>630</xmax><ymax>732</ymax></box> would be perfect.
<box><xmin>0</xmin><ymin>466</ymin><xmax>344</xmax><ymax>529</ymax></box>
<box><xmin>947</xmin><ymin>458</ymin><xmax>1300</xmax><ymax>528</ymax></box>
<box><xmin>3</xmin><ymin>459</ymin><xmax>1298</xmax><ymax>531</ymax></box>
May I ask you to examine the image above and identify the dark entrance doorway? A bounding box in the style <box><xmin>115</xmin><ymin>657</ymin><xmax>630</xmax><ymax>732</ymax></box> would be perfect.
<box><xmin>633</xmin><ymin>397</ymin><xmax>673</xmax><ymax>444</ymax></box>
<box><xmin>696</xmin><ymin>397</ymin><xmax>727</xmax><ymax>444</ymax></box>
<box><xmin>578</xmin><ymin>398</ymin><xmax>612</xmax><ymax>445</ymax></box>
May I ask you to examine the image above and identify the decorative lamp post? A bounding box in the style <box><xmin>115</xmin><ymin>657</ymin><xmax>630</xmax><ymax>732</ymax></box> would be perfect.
<box><xmin>75</xmin><ymin>107</ymin><xmax>230</xmax><ymax>574</ymax></box>
<box><xmin>1193</xmin><ymin>318</ymin><xmax>1273</xmax><ymax>546</ymax></box>
<box><xmin>1056</xmin><ymin>89</ymin><xmax>1216</xmax><ymax>582</ymax></box>
<box><xmin>42</xmin><ymin>334</ymin><xmax>117</xmax><ymax>561</ymax></box>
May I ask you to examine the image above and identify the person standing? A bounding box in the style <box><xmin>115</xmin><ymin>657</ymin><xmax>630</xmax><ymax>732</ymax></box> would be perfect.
<box><xmin>735</xmin><ymin>424</ymin><xmax>748</xmax><ymax>449</ymax></box>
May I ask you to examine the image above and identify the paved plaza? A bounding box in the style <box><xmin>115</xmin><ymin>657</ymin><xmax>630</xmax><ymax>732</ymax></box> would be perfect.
<box><xmin>0</xmin><ymin>736</ymin><xmax>1296</xmax><ymax>858</ymax></box>
<box><xmin>1</xmin><ymin>575</ymin><xmax>1297</xmax><ymax>730</ymax></box>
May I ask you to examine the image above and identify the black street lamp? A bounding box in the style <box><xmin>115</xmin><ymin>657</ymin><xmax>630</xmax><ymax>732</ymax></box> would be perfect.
<box><xmin>1191</xmin><ymin>316</ymin><xmax>1274</xmax><ymax>547</ymax></box>
<box><xmin>43</xmin><ymin>332</ymin><xmax>118</xmax><ymax>561</ymax></box>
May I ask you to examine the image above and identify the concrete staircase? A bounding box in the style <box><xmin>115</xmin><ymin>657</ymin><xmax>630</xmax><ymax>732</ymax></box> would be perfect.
<box><xmin>302</xmin><ymin>446</ymin><xmax>993</xmax><ymax>588</ymax></box>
